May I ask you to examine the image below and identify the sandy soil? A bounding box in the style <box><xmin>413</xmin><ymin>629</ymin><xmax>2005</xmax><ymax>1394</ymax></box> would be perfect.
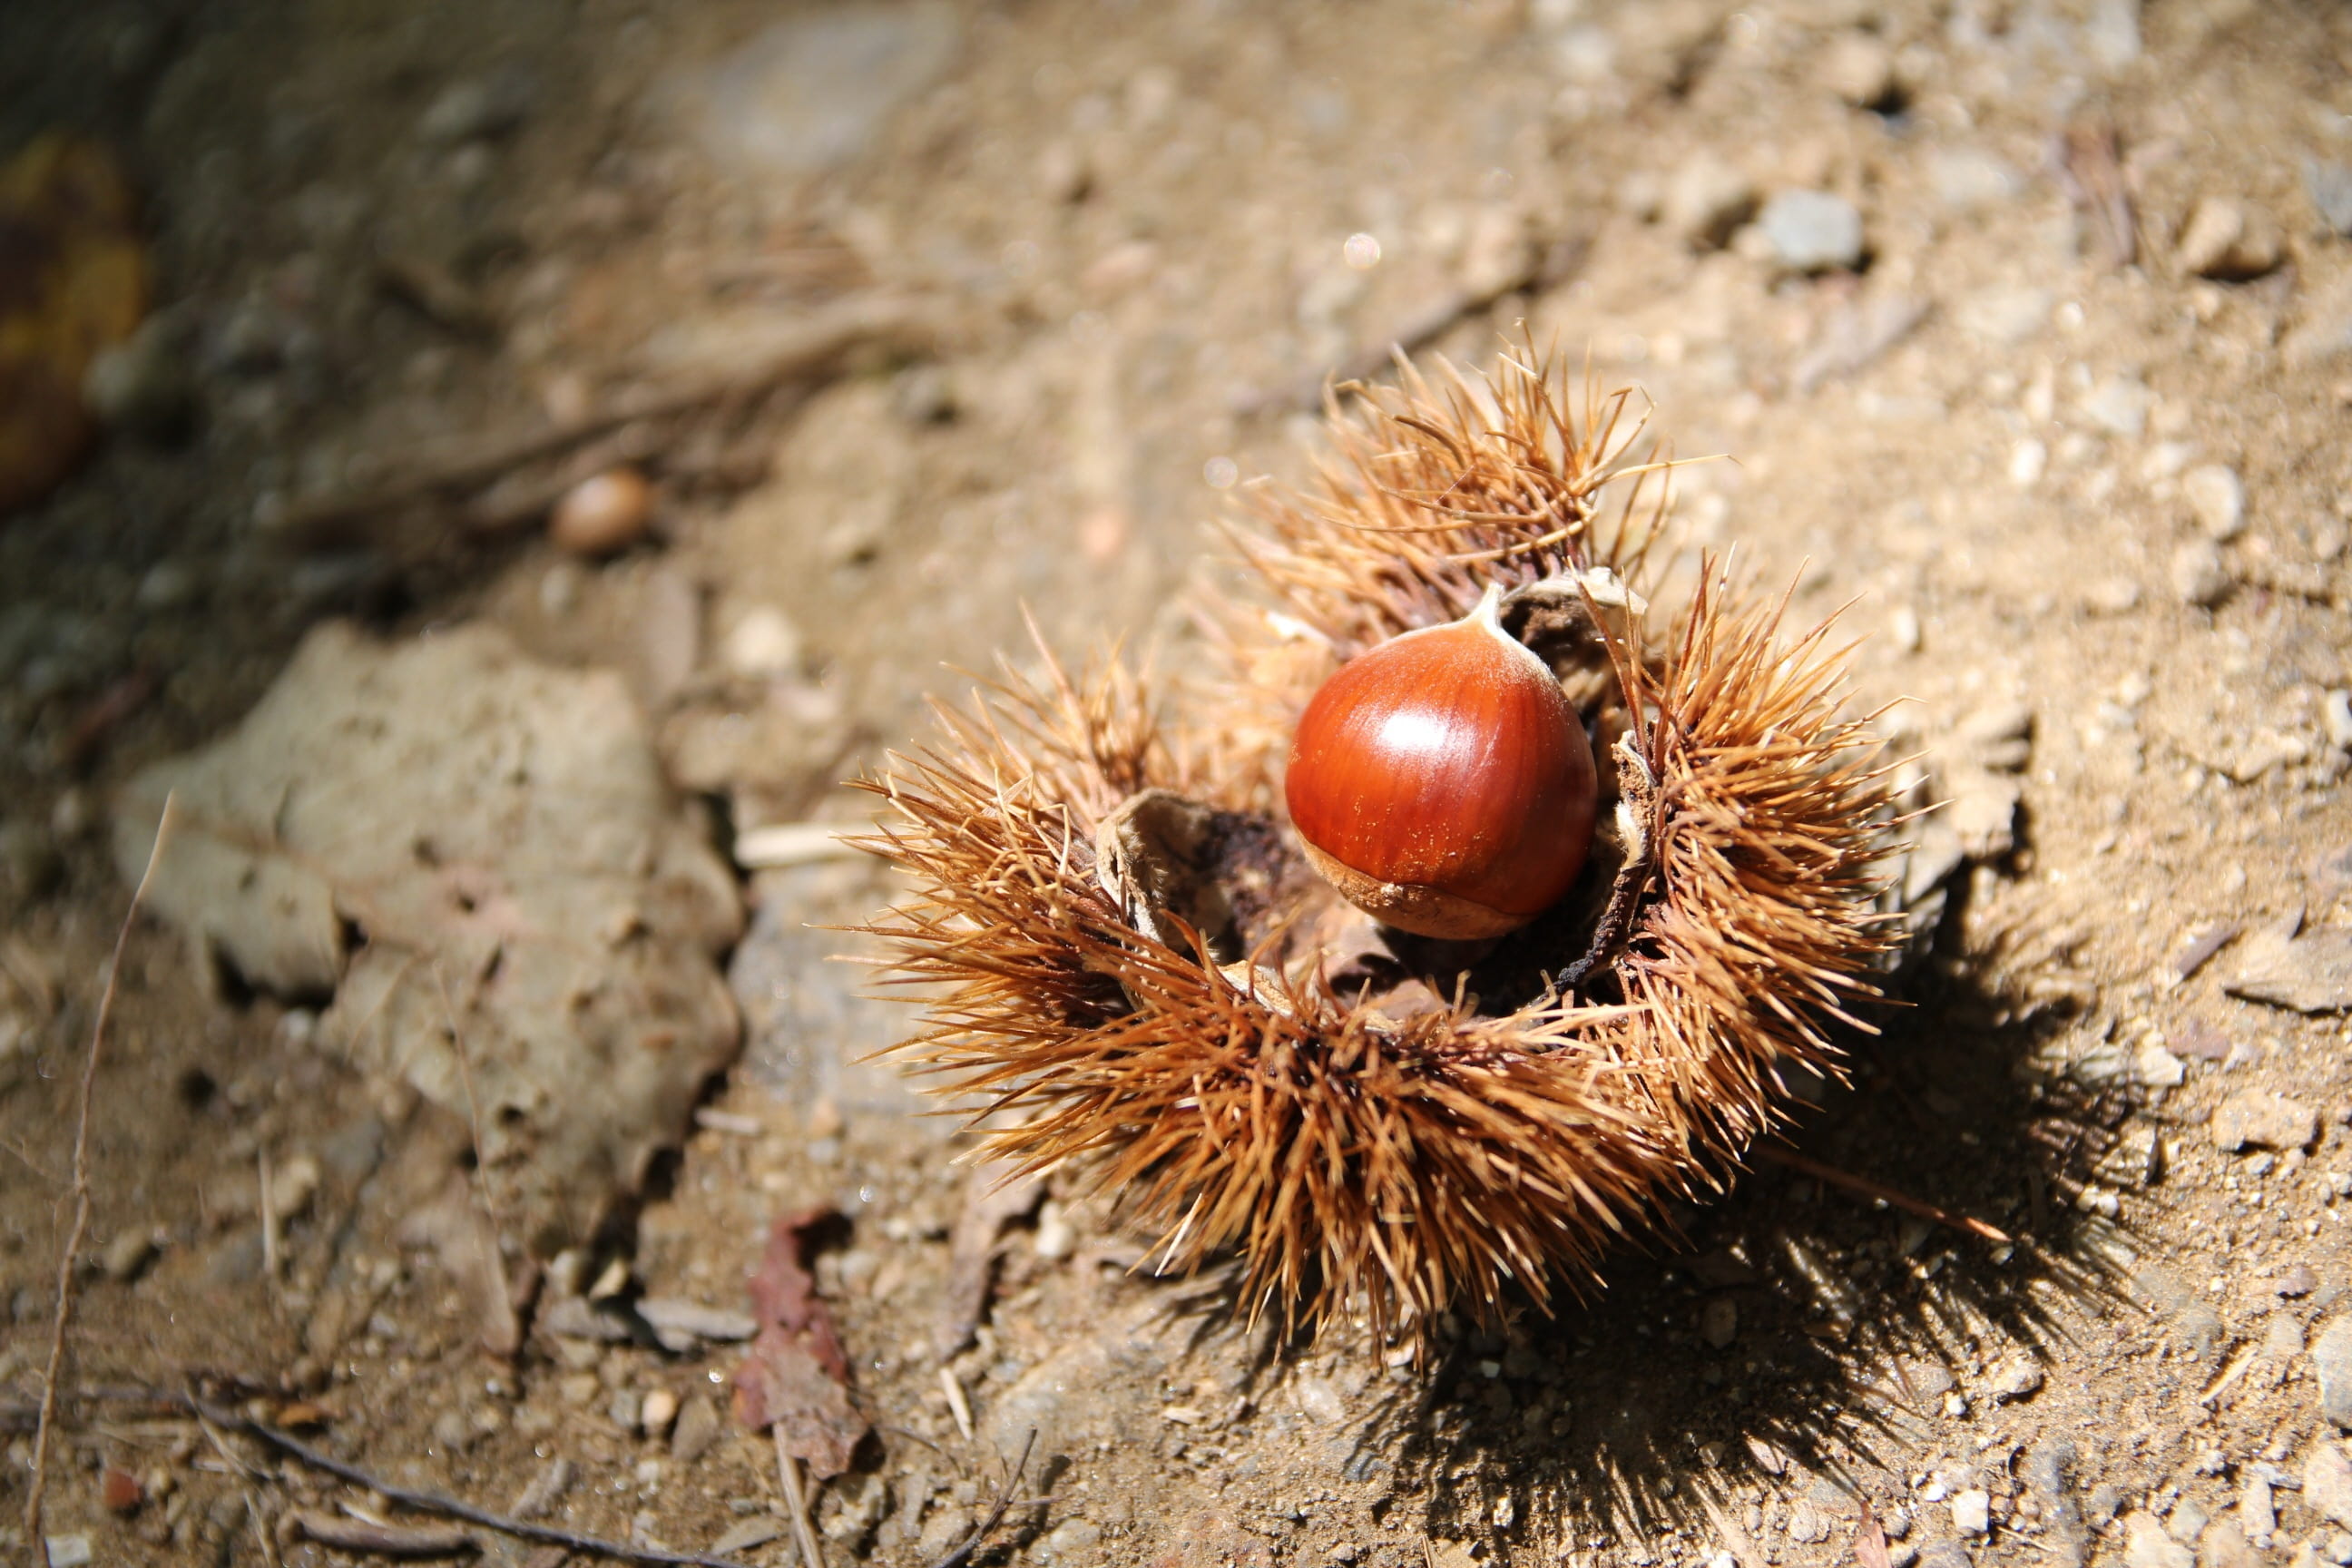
<box><xmin>4</xmin><ymin>2</ymin><xmax>2352</xmax><ymax>1566</ymax></box>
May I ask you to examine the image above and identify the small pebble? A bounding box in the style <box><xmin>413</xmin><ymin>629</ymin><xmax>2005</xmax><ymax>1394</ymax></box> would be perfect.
<box><xmin>671</xmin><ymin>1392</ymin><xmax>722</xmax><ymax>1464</ymax></box>
<box><xmin>721</xmin><ymin>606</ymin><xmax>803</xmax><ymax>679</ymax></box>
<box><xmin>2184</xmin><ymin>466</ymin><xmax>2246</xmax><ymax>541</ymax></box>
<box><xmin>1817</xmin><ymin>33</ymin><xmax>1895</xmax><ymax>106</ymax></box>
<box><xmin>2307</xmin><ymin>1439</ymin><xmax>2352</xmax><ymax>1526</ymax></box>
<box><xmin>103</xmin><ymin>1227</ymin><xmax>156</xmax><ymax>1283</ymax></box>
<box><xmin>2177</xmin><ymin>198</ymin><xmax>2281</xmax><ymax>280</ymax></box>
<box><xmin>640</xmin><ymin>1387</ymin><xmax>679</xmax><ymax>1438</ymax></box>
<box><xmin>1662</xmin><ymin>154</ymin><xmax>1758</xmax><ymax>250</ymax></box>
<box><xmin>1034</xmin><ymin>1200</ymin><xmax>1076</xmax><ymax>1260</ymax></box>
<box><xmin>2323</xmin><ymin>691</ymin><xmax>2352</xmax><ymax>752</ymax></box>
<box><xmin>101</xmin><ymin>1465</ymin><xmax>142</xmax><ymax>1514</ymax></box>
<box><xmin>1991</xmin><ymin>1356</ymin><xmax>2045</xmax><ymax>1401</ymax></box>
<box><xmin>2211</xmin><ymin>1089</ymin><xmax>2319</xmax><ymax>1153</ymax></box>
<box><xmin>2309</xmin><ymin>160</ymin><xmax>2352</xmax><ymax>239</ymax></box>
<box><xmin>1758</xmin><ymin>189</ymin><xmax>1865</xmax><ymax>272</ymax></box>
<box><xmin>1951</xmin><ymin>1489</ymin><xmax>1991</xmax><ymax>1537</ymax></box>
<box><xmin>1700</xmin><ymin>1297</ymin><xmax>1738</xmax><ymax>1348</ymax></box>
<box><xmin>549</xmin><ymin>468</ymin><xmax>655</xmax><ymax>557</ymax></box>
<box><xmin>608</xmin><ymin>1387</ymin><xmax>642</xmax><ymax>1434</ymax></box>
<box><xmin>42</xmin><ymin>1537</ymin><xmax>93</xmax><ymax>1568</ymax></box>
<box><xmin>2316</xmin><ymin>1320</ymin><xmax>2352</xmax><ymax>1428</ymax></box>
<box><xmin>2169</xmin><ymin>540</ymin><xmax>2230</xmax><ymax>608</ymax></box>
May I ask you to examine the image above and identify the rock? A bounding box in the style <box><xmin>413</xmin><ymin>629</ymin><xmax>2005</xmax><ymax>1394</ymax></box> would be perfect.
<box><xmin>671</xmin><ymin>1393</ymin><xmax>722</xmax><ymax>1464</ymax></box>
<box><xmin>81</xmin><ymin>316</ymin><xmax>196</xmax><ymax>441</ymax></box>
<box><xmin>102</xmin><ymin>1226</ymin><xmax>156</xmax><ymax>1283</ymax></box>
<box><xmin>1759</xmin><ymin>190</ymin><xmax>1864</xmax><ymax>272</ymax></box>
<box><xmin>2212</xmin><ymin>1090</ymin><xmax>2320</xmax><ymax>1152</ymax></box>
<box><xmin>2200</xmin><ymin>1517</ymin><xmax>2257</xmax><ymax>1568</ymax></box>
<box><xmin>1991</xmin><ymin>1356</ymin><xmax>2045</xmax><ymax>1401</ymax></box>
<box><xmin>1943</xmin><ymin>767</ymin><xmax>2021</xmax><ymax>860</ymax></box>
<box><xmin>2177</xmin><ymin>199</ymin><xmax>2281</xmax><ymax>280</ymax></box>
<box><xmin>2227</xmin><ymin>929</ymin><xmax>2352</xmax><ymax>1014</ymax></box>
<box><xmin>720</xmin><ymin>606</ymin><xmax>803</xmax><ymax>679</ymax></box>
<box><xmin>2309</xmin><ymin>1440</ymin><xmax>2352</xmax><ymax>1526</ymax></box>
<box><xmin>2126</xmin><ymin>1512</ymin><xmax>2196</xmax><ymax>1568</ymax></box>
<box><xmin>42</xmin><ymin>1537</ymin><xmax>93</xmax><ymax>1568</ymax></box>
<box><xmin>1789</xmin><ymin>1502</ymin><xmax>1833</xmax><ymax>1544</ymax></box>
<box><xmin>416</xmin><ymin>71</ymin><xmax>534</xmax><ymax>146</ymax></box>
<box><xmin>1818</xmin><ymin>34</ymin><xmax>1896</xmax><ymax>106</ymax></box>
<box><xmin>606</xmin><ymin>1387</ymin><xmax>642</xmax><ymax>1435</ymax></box>
<box><xmin>2318</xmin><ymin>1320</ymin><xmax>2352</xmax><ymax>1427</ymax></box>
<box><xmin>713</xmin><ymin>1519</ymin><xmax>786</xmax><ymax>1555</ymax></box>
<box><xmin>731</xmin><ymin>865</ymin><xmax>928</xmax><ymax>1121</ymax></box>
<box><xmin>1662</xmin><ymin>154</ymin><xmax>1759</xmax><ymax>250</ymax></box>
<box><xmin>2242</xmin><ymin>1467</ymin><xmax>2277</xmax><ymax>1543</ymax></box>
<box><xmin>2267</xmin><ymin>1312</ymin><xmax>2308</xmax><ymax>1362</ymax></box>
<box><xmin>2135</xmin><ymin>1043</ymin><xmax>2186</xmax><ymax>1090</ymax></box>
<box><xmin>1700</xmin><ymin>1297</ymin><xmax>1737</xmax><ymax>1348</ymax></box>
<box><xmin>2169</xmin><ymin>540</ymin><xmax>2230</xmax><ymax>608</ymax></box>
<box><xmin>1035</xmin><ymin>1517</ymin><xmax>1105</xmax><ymax>1563</ymax></box>
<box><xmin>2326</xmin><ymin>692</ymin><xmax>2352</xmax><ymax>753</ymax></box>
<box><xmin>2286</xmin><ymin>276</ymin><xmax>2352</xmax><ymax>368</ymax></box>
<box><xmin>2280</xmin><ymin>1265</ymin><xmax>2320</xmax><ymax>1298</ymax></box>
<box><xmin>1953</xmin><ymin>1490</ymin><xmax>1992</xmax><ymax>1536</ymax></box>
<box><xmin>101</xmin><ymin>1465</ymin><xmax>142</xmax><ymax>1514</ymax></box>
<box><xmin>641</xmin><ymin>1387</ymin><xmax>679</xmax><ymax>1437</ymax></box>
<box><xmin>636</xmin><ymin>1298</ymin><xmax>759</xmax><ymax>1347</ymax></box>
<box><xmin>2309</xmin><ymin>161</ymin><xmax>2352</xmax><ymax>239</ymax></box>
<box><xmin>1955</xmin><ymin>701</ymin><xmax>2035</xmax><ymax>770</ymax></box>
<box><xmin>549</xmin><ymin>467</ymin><xmax>655</xmax><ymax>557</ymax></box>
<box><xmin>2081</xmin><ymin>374</ymin><xmax>2151</xmax><ymax>438</ymax></box>
<box><xmin>113</xmin><ymin>622</ymin><xmax>742</xmax><ymax>1252</ymax></box>
<box><xmin>2184</xmin><ymin>466</ymin><xmax>2246</xmax><ymax>541</ymax></box>
<box><xmin>674</xmin><ymin>3</ymin><xmax>962</xmax><ymax>183</ymax></box>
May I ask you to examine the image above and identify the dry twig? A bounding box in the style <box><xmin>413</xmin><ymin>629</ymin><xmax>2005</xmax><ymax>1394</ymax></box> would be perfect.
<box><xmin>1758</xmin><ymin>1144</ymin><xmax>2012</xmax><ymax>1245</ymax></box>
<box><xmin>926</xmin><ymin>1429</ymin><xmax>1037</xmax><ymax>1568</ymax></box>
<box><xmin>184</xmin><ymin>1397</ymin><xmax>752</xmax><ymax>1568</ymax></box>
<box><xmin>773</xmin><ymin>1427</ymin><xmax>826</xmax><ymax>1568</ymax></box>
<box><xmin>24</xmin><ymin>791</ymin><xmax>176</xmax><ymax>1566</ymax></box>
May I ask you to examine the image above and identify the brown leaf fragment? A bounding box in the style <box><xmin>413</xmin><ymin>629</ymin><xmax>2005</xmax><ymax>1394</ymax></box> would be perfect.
<box><xmin>2171</xmin><ymin>923</ymin><xmax>2239</xmax><ymax>984</ymax></box>
<box><xmin>936</xmin><ymin>1163</ymin><xmax>1044</xmax><ymax>1358</ymax></box>
<box><xmin>1856</xmin><ymin>1503</ymin><xmax>1891</xmax><ymax>1568</ymax></box>
<box><xmin>288</xmin><ymin>1509</ymin><xmax>475</xmax><ymax>1557</ymax></box>
<box><xmin>730</xmin><ymin>1206</ymin><xmax>867</xmax><ymax>1479</ymax></box>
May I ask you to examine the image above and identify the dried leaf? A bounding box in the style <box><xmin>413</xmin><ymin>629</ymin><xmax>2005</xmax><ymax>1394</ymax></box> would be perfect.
<box><xmin>730</xmin><ymin>1207</ymin><xmax>867</xmax><ymax>1479</ymax></box>
<box><xmin>1855</xmin><ymin>1503</ymin><xmax>1891</xmax><ymax>1568</ymax></box>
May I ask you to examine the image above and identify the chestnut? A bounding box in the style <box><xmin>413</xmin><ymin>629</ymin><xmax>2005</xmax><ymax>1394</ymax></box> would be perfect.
<box><xmin>1284</xmin><ymin>583</ymin><xmax>1597</xmax><ymax>940</ymax></box>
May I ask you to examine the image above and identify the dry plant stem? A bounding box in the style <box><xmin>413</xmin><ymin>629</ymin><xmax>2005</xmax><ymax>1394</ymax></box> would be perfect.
<box><xmin>926</xmin><ymin>1429</ymin><xmax>1037</xmax><ymax>1568</ymax></box>
<box><xmin>198</xmin><ymin>1399</ymin><xmax>753</xmax><ymax>1568</ymax></box>
<box><xmin>1757</xmin><ymin>1144</ymin><xmax>2012</xmax><ymax>1245</ymax></box>
<box><xmin>23</xmin><ymin>791</ymin><xmax>177</xmax><ymax>1565</ymax></box>
<box><xmin>773</xmin><ymin>1429</ymin><xmax>826</xmax><ymax>1568</ymax></box>
<box><xmin>259</xmin><ymin>1146</ymin><xmax>280</xmax><ymax>1287</ymax></box>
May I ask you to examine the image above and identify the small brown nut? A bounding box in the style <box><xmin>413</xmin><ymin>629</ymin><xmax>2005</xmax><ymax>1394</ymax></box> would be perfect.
<box><xmin>549</xmin><ymin>466</ymin><xmax>653</xmax><ymax>556</ymax></box>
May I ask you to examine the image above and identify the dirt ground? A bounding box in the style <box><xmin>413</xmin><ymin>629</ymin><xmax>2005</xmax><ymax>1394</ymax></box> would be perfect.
<box><xmin>5</xmin><ymin>1</ymin><xmax>2352</xmax><ymax>1565</ymax></box>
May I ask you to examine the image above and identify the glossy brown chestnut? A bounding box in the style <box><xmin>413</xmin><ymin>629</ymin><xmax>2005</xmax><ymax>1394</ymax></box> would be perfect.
<box><xmin>1285</xmin><ymin>584</ymin><xmax>1597</xmax><ymax>940</ymax></box>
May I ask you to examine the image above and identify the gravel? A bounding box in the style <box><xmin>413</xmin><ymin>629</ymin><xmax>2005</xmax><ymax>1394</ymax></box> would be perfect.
<box><xmin>1758</xmin><ymin>190</ymin><xmax>1865</xmax><ymax>272</ymax></box>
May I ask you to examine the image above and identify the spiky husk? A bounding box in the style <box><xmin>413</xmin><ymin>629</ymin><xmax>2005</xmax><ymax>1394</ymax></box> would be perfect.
<box><xmin>856</xmin><ymin>350</ymin><xmax>1898</xmax><ymax>1346</ymax></box>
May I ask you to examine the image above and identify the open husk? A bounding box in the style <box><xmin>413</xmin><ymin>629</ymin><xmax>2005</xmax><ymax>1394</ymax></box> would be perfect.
<box><xmin>854</xmin><ymin>349</ymin><xmax>1900</xmax><ymax>1348</ymax></box>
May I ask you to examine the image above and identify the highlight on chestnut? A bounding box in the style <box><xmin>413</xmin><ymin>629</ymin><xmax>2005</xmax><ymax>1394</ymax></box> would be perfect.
<box><xmin>1283</xmin><ymin>583</ymin><xmax>1598</xmax><ymax>941</ymax></box>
